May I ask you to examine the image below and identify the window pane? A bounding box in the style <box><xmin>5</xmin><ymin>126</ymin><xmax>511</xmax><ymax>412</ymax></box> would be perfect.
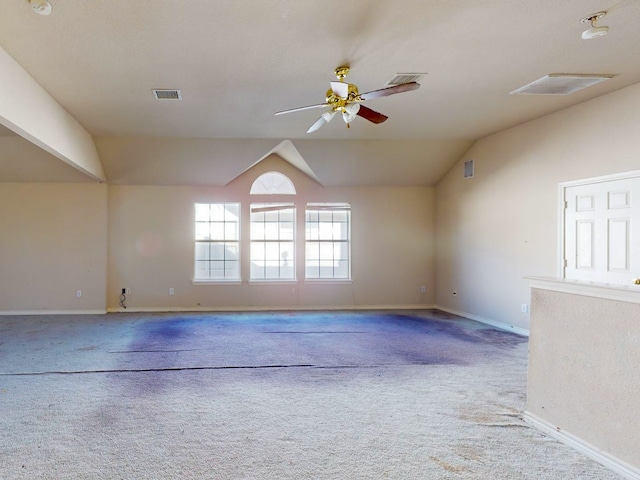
<box><xmin>195</xmin><ymin>242</ymin><xmax>210</xmax><ymax>260</ymax></box>
<box><xmin>210</xmin><ymin>222</ymin><xmax>224</xmax><ymax>240</ymax></box>
<box><xmin>251</xmin><ymin>222</ymin><xmax>265</xmax><ymax>240</ymax></box>
<box><xmin>306</xmin><ymin>242</ymin><xmax>319</xmax><ymax>260</ymax></box>
<box><xmin>265</xmin><ymin>242</ymin><xmax>279</xmax><ymax>260</ymax></box>
<box><xmin>226</xmin><ymin>261</ymin><xmax>239</xmax><ymax>279</ymax></box>
<box><xmin>225</xmin><ymin>204</ymin><xmax>240</xmax><ymax>220</ymax></box>
<box><xmin>195</xmin><ymin>222</ymin><xmax>210</xmax><ymax>240</ymax></box>
<box><xmin>251</xmin><ymin>242</ymin><xmax>265</xmax><ymax>261</ymax></box>
<box><xmin>225</xmin><ymin>222</ymin><xmax>239</xmax><ymax>241</ymax></box>
<box><xmin>319</xmin><ymin>223</ymin><xmax>333</xmax><ymax>240</ymax></box>
<box><xmin>225</xmin><ymin>243</ymin><xmax>239</xmax><ymax>261</ymax></box>
<box><xmin>210</xmin><ymin>261</ymin><xmax>225</xmax><ymax>279</ymax></box>
<box><xmin>210</xmin><ymin>204</ymin><xmax>225</xmax><ymax>221</ymax></box>
<box><xmin>279</xmin><ymin>222</ymin><xmax>294</xmax><ymax>240</ymax></box>
<box><xmin>195</xmin><ymin>204</ymin><xmax>210</xmax><ymax>222</ymax></box>
<box><xmin>334</xmin><ymin>261</ymin><xmax>349</xmax><ymax>279</ymax></box>
<box><xmin>210</xmin><ymin>243</ymin><xmax>225</xmax><ymax>260</ymax></box>
<box><xmin>264</xmin><ymin>210</ymin><xmax>278</xmax><ymax>222</ymax></box>
<box><xmin>251</xmin><ymin>262</ymin><xmax>265</xmax><ymax>279</ymax></box>
<box><xmin>319</xmin><ymin>242</ymin><xmax>334</xmax><ymax>260</ymax></box>
<box><xmin>195</xmin><ymin>261</ymin><xmax>209</xmax><ymax>278</ymax></box>
<box><xmin>264</xmin><ymin>222</ymin><xmax>279</xmax><ymax>240</ymax></box>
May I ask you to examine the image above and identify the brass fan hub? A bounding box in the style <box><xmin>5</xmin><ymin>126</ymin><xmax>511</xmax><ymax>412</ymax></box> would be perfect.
<box><xmin>334</xmin><ymin>65</ymin><xmax>350</xmax><ymax>81</ymax></box>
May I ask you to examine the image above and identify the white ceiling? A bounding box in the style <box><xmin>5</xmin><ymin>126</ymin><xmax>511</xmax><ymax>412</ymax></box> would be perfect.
<box><xmin>1</xmin><ymin>0</ymin><xmax>639</xmax><ymax>185</ymax></box>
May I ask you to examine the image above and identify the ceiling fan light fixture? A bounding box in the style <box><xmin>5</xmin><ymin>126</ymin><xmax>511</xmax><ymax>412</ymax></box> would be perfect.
<box><xmin>29</xmin><ymin>0</ymin><xmax>52</xmax><ymax>15</ymax></box>
<box><xmin>581</xmin><ymin>11</ymin><xmax>608</xmax><ymax>40</ymax></box>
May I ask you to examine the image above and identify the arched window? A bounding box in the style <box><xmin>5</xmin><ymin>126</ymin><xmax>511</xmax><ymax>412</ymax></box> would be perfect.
<box><xmin>250</xmin><ymin>172</ymin><xmax>296</xmax><ymax>195</ymax></box>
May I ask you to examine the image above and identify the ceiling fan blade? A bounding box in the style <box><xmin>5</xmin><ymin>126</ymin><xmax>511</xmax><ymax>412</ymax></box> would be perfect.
<box><xmin>274</xmin><ymin>103</ymin><xmax>329</xmax><ymax>116</ymax></box>
<box><xmin>306</xmin><ymin>111</ymin><xmax>336</xmax><ymax>133</ymax></box>
<box><xmin>330</xmin><ymin>81</ymin><xmax>349</xmax><ymax>98</ymax></box>
<box><xmin>359</xmin><ymin>81</ymin><xmax>420</xmax><ymax>101</ymax></box>
<box><xmin>356</xmin><ymin>105</ymin><xmax>388</xmax><ymax>124</ymax></box>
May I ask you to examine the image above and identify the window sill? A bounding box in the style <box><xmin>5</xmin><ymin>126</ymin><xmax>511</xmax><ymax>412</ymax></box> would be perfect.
<box><xmin>248</xmin><ymin>280</ymin><xmax>298</xmax><ymax>286</ymax></box>
<box><xmin>304</xmin><ymin>279</ymin><xmax>353</xmax><ymax>285</ymax></box>
<box><xmin>192</xmin><ymin>279</ymin><xmax>242</xmax><ymax>286</ymax></box>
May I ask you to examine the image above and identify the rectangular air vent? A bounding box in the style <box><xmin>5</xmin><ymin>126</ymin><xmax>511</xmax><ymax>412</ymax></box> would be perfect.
<box><xmin>464</xmin><ymin>159</ymin><xmax>474</xmax><ymax>178</ymax></box>
<box><xmin>510</xmin><ymin>74</ymin><xmax>614</xmax><ymax>96</ymax></box>
<box><xmin>152</xmin><ymin>89</ymin><xmax>182</xmax><ymax>100</ymax></box>
<box><xmin>386</xmin><ymin>73</ymin><xmax>427</xmax><ymax>85</ymax></box>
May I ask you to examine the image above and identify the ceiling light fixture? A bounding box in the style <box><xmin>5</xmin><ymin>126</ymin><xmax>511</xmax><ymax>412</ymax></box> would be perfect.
<box><xmin>581</xmin><ymin>11</ymin><xmax>608</xmax><ymax>40</ymax></box>
<box><xmin>29</xmin><ymin>0</ymin><xmax>52</xmax><ymax>15</ymax></box>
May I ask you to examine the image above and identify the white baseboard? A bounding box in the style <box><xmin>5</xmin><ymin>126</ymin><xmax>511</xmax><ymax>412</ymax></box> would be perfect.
<box><xmin>106</xmin><ymin>304</ymin><xmax>437</xmax><ymax>314</ymax></box>
<box><xmin>0</xmin><ymin>310</ymin><xmax>106</xmax><ymax>316</ymax></box>
<box><xmin>434</xmin><ymin>305</ymin><xmax>530</xmax><ymax>336</ymax></box>
<box><xmin>524</xmin><ymin>412</ymin><xmax>640</xmax><ymax>480</ymax></box>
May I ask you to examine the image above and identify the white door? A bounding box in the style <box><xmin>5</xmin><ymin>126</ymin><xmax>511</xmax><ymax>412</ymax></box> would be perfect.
<box><xmin>564</xmin><ymin>175</ymin><xmax>640</xmax><ymax>285</ymax></box>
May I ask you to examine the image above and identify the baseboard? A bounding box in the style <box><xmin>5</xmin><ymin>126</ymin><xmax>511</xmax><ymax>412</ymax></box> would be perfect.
<box><xmin>524</xmin><ymin>412</ymin><xmax>640</xmax><ymax>480</ymax></box>
<box><xmin>434</xmin><ymin>305</ymin><xmax>530</xmax><ymax>336</ymax></box>
<box><xmin>0</xmin><ymin>310</ymin><xmax>106</xmax><ymax>316</ymax></box>
<box><xmin>106</xmin><ymin>304</ymin><xmax>437</xmax><ymax>314</ymax></box>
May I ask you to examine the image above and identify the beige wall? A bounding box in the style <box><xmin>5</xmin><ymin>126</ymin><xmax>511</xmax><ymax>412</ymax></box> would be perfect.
<box><xmin>435</xmin><ymin>82</ymin><xmax>640</xmax><ymax>330</ymax></box>
<box><xmin>0</xmin><ymin>183</ymin><xmax>108</xmax><ymax>312</ymax></box>
<box><xmin>107</xmin><ymin>156</ymin><xmax>435</xmax><ymax>310</ymax></box>
<box><xmin>527</xmin><ymin>287</ymin><xmax>640</xmax><ymax>471</ymax></box>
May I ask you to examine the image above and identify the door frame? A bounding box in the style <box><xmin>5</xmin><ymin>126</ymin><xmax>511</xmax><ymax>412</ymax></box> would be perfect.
<box><xmin>558</xmin><ymin>170</ymin><xmax>640</xmax><ymax>279</ymax></box>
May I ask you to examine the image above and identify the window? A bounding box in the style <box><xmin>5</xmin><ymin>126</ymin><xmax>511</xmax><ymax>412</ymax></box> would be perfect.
<box><xmin>305</xmin><ymin>203</ymin><xmax>351</xmax><ymax>279</ymax></box>
<box><xmin>250</xmin><ymin>171</ymin><xmax>296</xmax><ymax>195</ymax></box>
<box><xmin>250</xmin><ymin>203</ymin><xmax>295</xmax><ymax>280</ymax></box>
<box><xmin>194</xmin><ymin>203</ymin><xmax>240</xmax><ymax>280</ymax></box>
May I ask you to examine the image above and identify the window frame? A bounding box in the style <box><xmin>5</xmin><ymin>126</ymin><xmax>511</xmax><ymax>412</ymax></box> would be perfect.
<box><xmin>249</xmin><ymin>202</ymin><xmax>296</xmax><ymax>282</ymax></box>
<box><xmin>304</xmin><ymin>202</ymin><xmax>351</xmax><ymax>281</ymax></box>
<box><xmin>193</xmin><ymin>202</ymin><xmax>241</xmax><ymax>283</ymax></box>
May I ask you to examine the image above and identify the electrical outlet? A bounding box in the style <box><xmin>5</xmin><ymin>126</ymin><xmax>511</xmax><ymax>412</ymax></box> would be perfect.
<box><xmin>169</xmin><ymin>288</ymin><xmax>174</xmax><ymax>295</ymax></box>
<box><xmin>521</xmin><ymin>303</ymin><xmax>529</xmax><ymax>313</ymax></box>
<box><xmin>420</xmin><ymin>285</ymin><xmax>426</xmax><ymax>293</ymax></box>
<box><xmin>121</xmin><ymin>288</ymin><xmax>131</xmax><ymax>295</ymax></box>
<box><xmin>76</xmin><ymin>290</ymin><xmax>82</xmax><ymax>298</ymax></box>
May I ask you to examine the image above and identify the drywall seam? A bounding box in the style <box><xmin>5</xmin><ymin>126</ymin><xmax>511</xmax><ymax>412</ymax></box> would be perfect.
<box><xmin>434</xmin><ymin>305</ymin><xmax>530</xmax><ymax>336</ymax></box>
<box><xmin>524</xmin><ymin>412</ymin><xmax>640</xmax><ymax>480</ymax></box>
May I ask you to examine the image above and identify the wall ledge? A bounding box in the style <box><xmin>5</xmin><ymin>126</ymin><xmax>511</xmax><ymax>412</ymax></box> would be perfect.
<box><xmin>527</xmin><ymin>276</ymin><xmax>640</xmax><ymax>305</ymax></box>
<box><xmin>524</xmin><ymin>412</ymin><xmax>640</xmax><ymax>480</ymax></box>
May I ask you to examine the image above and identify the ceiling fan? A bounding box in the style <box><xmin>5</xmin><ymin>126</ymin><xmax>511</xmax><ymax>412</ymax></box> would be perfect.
<box><xmin>274</xmin><ymin>66</ymin><xmax>421</xmax><ymax>133</ymax></box>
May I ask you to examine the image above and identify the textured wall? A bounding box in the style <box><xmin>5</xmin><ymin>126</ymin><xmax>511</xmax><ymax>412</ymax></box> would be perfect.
<box><xmin>435</xmin><ymin>81</ymin><xmax>640</xmax><ymax>330</ymax></box>
<box><xmin>527</xmin><ymin>287</ymin><xmax>640</xmax><ymax>469</ymax></box>
<box><xmin>0</xmin><ymin>183</ymin><xmax>108</xmax><ymax>312</ymax></box>
<box><xmin>107</xmin><ymin>155</ymin><xmax>435</xmax><ymax>310</ymax></box>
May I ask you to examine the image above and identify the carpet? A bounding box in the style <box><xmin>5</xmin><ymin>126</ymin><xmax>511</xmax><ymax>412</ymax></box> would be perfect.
<box><xmin>0</xmin><ymin>310</ymin><xmax>621</xmax><ymax>479</ymax></box>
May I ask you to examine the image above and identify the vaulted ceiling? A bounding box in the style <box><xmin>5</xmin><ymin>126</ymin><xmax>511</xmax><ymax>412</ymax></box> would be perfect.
<box><xmin>1</xmin><ymin>1</ymin><xmax>639</xmax><ymax>186</ymax></box>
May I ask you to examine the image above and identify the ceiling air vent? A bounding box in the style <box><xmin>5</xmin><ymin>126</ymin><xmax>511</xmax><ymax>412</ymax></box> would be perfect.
<box><xmin>510</xmin><ymin>74</ymin><xmax>614</xmax><ymax>96</ymax></box>
<box><xmin>152</xmin><ymin>89</ymin><xmax>182</xmax><ymax>100</ymax></box>
<box><xmin>386</xmin><ymin>73</ymin><xmax>427</xmax><ymax>85</ymax></box>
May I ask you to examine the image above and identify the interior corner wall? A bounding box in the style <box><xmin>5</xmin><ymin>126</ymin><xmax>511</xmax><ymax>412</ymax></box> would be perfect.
<box><xmin>0</xmin><ymin>183</ymin><xmax>108</xmax><ymax>313</ymax></box>
<box><xmin>107</xmin><ymin>157</ymin><xmax>435</xmax><ymax>311</ymax></box>
<box><xmin>435</xmin><ymin>81</ymin><xmax>640</xmax><ymax>331</ymax></box>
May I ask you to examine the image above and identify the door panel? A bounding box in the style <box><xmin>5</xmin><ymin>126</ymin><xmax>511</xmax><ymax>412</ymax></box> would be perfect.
<box><xmin>564</xmin><ymin>177</ymin><xmax>639</xmax><ymax>285</ymax></box>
